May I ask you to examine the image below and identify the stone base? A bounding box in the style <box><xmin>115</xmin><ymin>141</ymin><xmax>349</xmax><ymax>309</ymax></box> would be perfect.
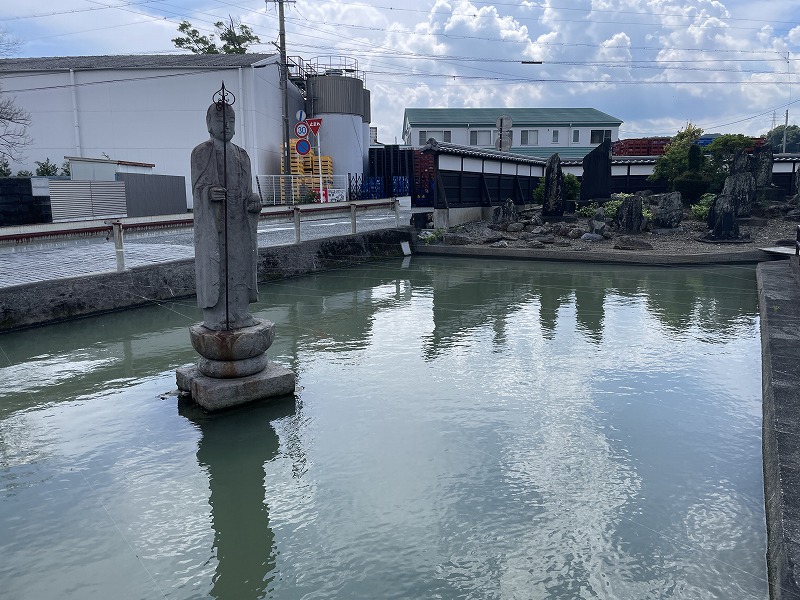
<box><xmin>176</xmin><ymin>362</ymin><xmax>296</xmax><ymax>412</ymax></box>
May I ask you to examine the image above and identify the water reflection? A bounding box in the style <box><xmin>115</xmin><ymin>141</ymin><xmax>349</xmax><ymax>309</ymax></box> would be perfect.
<box><xmin>179</xmin><ymin>396</ymin><xmax>296</xmax><ymax>600</ymax></box>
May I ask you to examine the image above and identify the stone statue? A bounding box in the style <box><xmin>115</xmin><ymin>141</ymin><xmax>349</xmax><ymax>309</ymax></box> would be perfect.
<box><xmin>191</xmin><ymin>102</ymin><xmax>262</xmax><ymax>331</ymax></box>
<box><xmin>177</xmin><ymin>92</ymin><xmax>295</xmax><ymax>412</ymax></box>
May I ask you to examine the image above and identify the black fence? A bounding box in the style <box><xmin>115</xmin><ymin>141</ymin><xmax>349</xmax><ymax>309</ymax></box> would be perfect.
<box><xmin>0</xmin><ymin>178</ymin><xmax>51</xmax><ymax>226</ymax></box>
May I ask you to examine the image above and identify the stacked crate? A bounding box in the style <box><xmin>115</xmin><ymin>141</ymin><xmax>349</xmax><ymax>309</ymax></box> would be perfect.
<box><xmin>281</xmin><ymin>139</ymin><xmax>335</xmax><ymax>202</ymax></box>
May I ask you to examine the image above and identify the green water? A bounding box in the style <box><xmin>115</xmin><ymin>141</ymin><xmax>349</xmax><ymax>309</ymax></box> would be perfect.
<box><xmin>0</xmin><ymin>257</ymin><xmax>766</xmax><ymax>599</ymax></box>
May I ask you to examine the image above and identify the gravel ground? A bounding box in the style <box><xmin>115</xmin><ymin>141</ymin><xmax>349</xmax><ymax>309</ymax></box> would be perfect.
<box><xmin>425</xmin><ymin>214</ymin><xmax>799</xmax><ymax>256</ymax></box>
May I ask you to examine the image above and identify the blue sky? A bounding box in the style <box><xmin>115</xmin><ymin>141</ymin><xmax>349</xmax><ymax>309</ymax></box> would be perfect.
<box><xmin>3</xmin><ymin>0</ymin><xmax>800</xmax><ymax>144</ymax></box>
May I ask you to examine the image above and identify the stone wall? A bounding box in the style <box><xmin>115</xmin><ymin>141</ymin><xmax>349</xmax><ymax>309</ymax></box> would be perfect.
<box><xmin>0</xmin><ymin>229</ymin><xmax>413</xmax><ymax>331</ymax></box>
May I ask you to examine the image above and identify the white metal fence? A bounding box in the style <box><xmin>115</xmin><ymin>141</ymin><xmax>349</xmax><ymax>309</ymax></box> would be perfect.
<box><xmin>255</xmin><ymin>175</ymin><xmax>348</xmax><ymax>206</ymax></box>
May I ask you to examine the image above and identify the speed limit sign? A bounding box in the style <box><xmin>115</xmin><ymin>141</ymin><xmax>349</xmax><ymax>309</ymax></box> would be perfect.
<box><xmin>294</xmin><ymin>121</ymin><xmax>309</xmax><ymax>138</ymax></box>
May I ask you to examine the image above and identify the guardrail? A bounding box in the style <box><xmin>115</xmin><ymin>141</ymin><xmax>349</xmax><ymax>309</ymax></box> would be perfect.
<box><xmin>0</xmin><ymin>199</ymin><xmax>401</xmax><ymax>272</ymax></box>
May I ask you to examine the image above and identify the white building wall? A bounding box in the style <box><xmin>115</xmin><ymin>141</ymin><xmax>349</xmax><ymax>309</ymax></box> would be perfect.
<box><xmin>406</xmin><ymin>124</ymin><xmax>619</xmax><ymax>151</ymax></box>
<box><xmin>2</xmin><ymin>59</ymin><xmax>290</xmax><ymax>209</ymax></box>
<box><xmin>317</xmin><ymin>113</ymin><xmax>365</xmax><ymax>177</ymax></box>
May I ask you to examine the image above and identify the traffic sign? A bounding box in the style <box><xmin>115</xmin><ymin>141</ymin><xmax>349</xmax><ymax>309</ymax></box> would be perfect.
<box><xmin>295</xmin><ymin>138</ymin><xmax>311</xmax><ymax>155</ymax></box>
<box><xmin>296</xmin><ymin>109</ymin><xmax>307</xmax><ymax>122</ymax></box>
<box><xmin>294</xmin><ymin>121</ymin><xmax>309</xmax><ymax>138</ymax></box>
<box><xmin>306</xmin><ymin>118</ymin><xmax>323</xmax><ymax>135</ymax></box>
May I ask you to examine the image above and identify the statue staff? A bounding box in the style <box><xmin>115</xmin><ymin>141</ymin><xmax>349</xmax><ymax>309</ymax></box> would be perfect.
<box><xmin>212</xmin><ymin>82</ymin><xmax>235</xmax><ymax>329</ymax></box>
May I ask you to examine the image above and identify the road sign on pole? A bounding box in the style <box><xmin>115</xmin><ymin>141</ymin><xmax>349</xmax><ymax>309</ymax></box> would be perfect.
<box><xmin>295</xmin><ymin>138</ymin><xmax>311</xmax><ymax>155</ymax></box>
<box><xmin>296</xmin><ymin>109</ymin><xmax>307</xmax><ymax>122</ymax></box>
<box><xmin>294</xmin><ymin>121</ymin><xmax>309</xmax><ymax>138</ymax></box>
<box><xmin>307</xmin><ymin>118</ymin><xmax>323</xmax><ymax>136</ymax></box>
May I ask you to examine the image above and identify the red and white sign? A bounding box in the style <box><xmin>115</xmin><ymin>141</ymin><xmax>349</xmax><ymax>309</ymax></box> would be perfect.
<box><xmin>306</xmin><ymin>118</ymin><xmax>323</xmax><ymax>135</ymax></box>
<box><xmin>294</xmin><ymin>121</ymin><xmax>309</xmax><ymax>138</ymax></box>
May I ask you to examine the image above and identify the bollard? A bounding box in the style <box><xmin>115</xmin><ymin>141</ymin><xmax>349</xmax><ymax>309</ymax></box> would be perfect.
<box><xmin>351</xmin><ymin>204</ymin><xmax>357</xmax><ymax>234</ymax></box>
<box><xmin>294</xmin><ymin>206</ymin><xmax>301</xmax><ymax>244</ymax></box>
<box><xmin>112</xmin><ymin>220</ymin><xmax>125</xmax><ymax>272</ymax></box>
<box><xmin>394</xmin><ymin>199</ymin><xmax>400</xmax><ymax>227</ymax></box>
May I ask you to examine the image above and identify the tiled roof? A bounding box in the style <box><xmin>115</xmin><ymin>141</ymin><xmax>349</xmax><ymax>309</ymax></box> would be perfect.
<box><xmin>0</xmin><ymin>54</ymin><xmax>276</xmax><ymax>72</ymax></box>
<box><xmin>404</xmin><ymin>107</ymin><xmax>623</xmax><ymax>127</ymax></box>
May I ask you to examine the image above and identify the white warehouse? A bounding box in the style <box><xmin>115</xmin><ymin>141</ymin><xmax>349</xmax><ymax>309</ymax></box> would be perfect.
<box><xmin>0</xmin><ymin>54</ymin><xmax>372</xmax><ymax>209</ymax></box>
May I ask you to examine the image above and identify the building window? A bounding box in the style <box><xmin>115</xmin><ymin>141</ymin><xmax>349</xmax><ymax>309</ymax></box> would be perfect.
<box><xmin>520</xmin><ymin>130</ymin><xmax>538</xmax><ymax>146</ymax></box>
<box><xmin>590</xmin><ymin>129</ymin><xmax>612</xmax><ymax>144</ymax></box>
<box><xmin>419</xmin><ymin>130</ymin><xmax>451</xmax><ymax>145</ymax></box>
<box><xmin>552</xmin><ymin>130</ymin><xmax>559</xmax><ymax>143</ymax></box>
<box><xmin>572</xmin><ymin>130</ymin><xmax>580</xmax><ymax>143</ymax></box>
<box><xmin>470</xmin><ymin>130</ymin><xmax>492</xmax><ymax>146</ymax></box>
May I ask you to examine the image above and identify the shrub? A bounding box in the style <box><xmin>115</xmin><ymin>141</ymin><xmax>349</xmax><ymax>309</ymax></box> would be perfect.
<box><xmin>603</xmin><ymin>198</ymin><xmax>623</xmax><ymax>220</ymax></box>
<box><xmin>15</xmin><ymin>170</ymin><xmax>32</xmax><ymax>177</ymax></box>
<box><xmin>673</xmin><ymin>171</ymin><xmax>710</xmax><ymax>203</ymax></box>
<box><xmin>533</xmin><ymin>178</ymin><xmax>545</xmax><ymax>204</ymax></box>
<box><xmin>564</xmin><ymin>173</ymin><xmax>580</xmax><ymax>201</ymax></box>
<box><xmin>576</xmin><ymin>203</ymin><xmax>598</xmax><ymax>218</ymax></box>
<box><xmin>689</xmin><ymin>193</ymin><xmax>716</xmax><ymax>221</ymax></box>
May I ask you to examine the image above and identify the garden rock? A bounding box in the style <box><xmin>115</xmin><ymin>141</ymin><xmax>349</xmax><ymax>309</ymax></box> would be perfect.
<box><xmin>542</xmin><ymin>153</ymin><xmax>565</xmax><ymax>217</ymax></box>
<box><xmin>568</xmin><ymin>228</ymin><xmax>584</xmax><ymax>239</ymax></box>
<box><xmin>490</xmin><ymin>240</ymin><xmax>509</xmax><ymax>248</ymax></box>
<box><xmin>581</xmin><ymin>233</ymin><xmax>604</xmax><ymax>242</ymax></box>
<box><xmin>528</xmin><ymin>240</ymin><xmax>546</xmax><ymax>249</ymax></box>
<box><xmin>615</xmin><ymin>196</ymin><xmax>646</xmax><ymax>233</ymax></box>
<box><xmin>650</xmin><ymin>192</ymin><xmax>684</xmax><ymax>228</ymax></box>
<box><xmin>613</xmin><ymin>236</ymin><xmax>653</xmax><ymax>250</ymax></box>
<box><xmin>722</xmin><ymin>172</ymin><xmax>755</xmax><ymax>216</ymax></box>
<box><xmin>443</xmin><ymin>233</ymin><xmax>472</xmax><ymax>245</ymax></box>
<box><xmin>506</xmin><ymin>222</ymin><xmax>524</xmax><ymax>233</ymax></box>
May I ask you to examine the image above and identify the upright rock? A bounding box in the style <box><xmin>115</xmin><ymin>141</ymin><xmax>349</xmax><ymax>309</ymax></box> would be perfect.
<box><xmin>541</xmin><ymin>153</ymin><xmax>565</xmax><ymax>217</ymax></box>
<box><xmin>614</xmin><ymin>195</ymin><xmax>646</xmax><ymax>234</ymax></box>
<box><xmin>722</xmin><ymin>171</ymin><xmax>756</xmax><ymax>217</ymax></box>
<box><xmin>649</xmin><ymin>191</ymin><xmax>684</xmax><ymax>228</ymax></box>
<box><xmin>580</xmin><ymin>139</ymin><xmax>612</xmax><ymax>203</ymax></box>
<box><xmin>706</xmin><ymin>194</ymin><xmax>740</xmax><ymax>240</ymax></box>
<box><xmin>754</xmin><ymin>145</ymin><xmax>774</xmax><ymax>188</ymax></box>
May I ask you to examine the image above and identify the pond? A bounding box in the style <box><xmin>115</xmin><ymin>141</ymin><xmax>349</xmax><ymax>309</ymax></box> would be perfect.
<box><xmin>0</xmin><ymin>256</ymin><xmax>766</xmax><ymax>599</ymax></box>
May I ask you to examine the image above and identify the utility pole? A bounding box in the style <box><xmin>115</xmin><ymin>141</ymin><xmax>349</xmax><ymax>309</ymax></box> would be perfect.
<box><xmin>784</xmin><ymin>52</ymin><xmax>791</xmax><ymax>154</ymax></box>
<box><xmin>267</xmin><ymin>0</ymin><xmax>293</xmax><ymax>180</ymax></box>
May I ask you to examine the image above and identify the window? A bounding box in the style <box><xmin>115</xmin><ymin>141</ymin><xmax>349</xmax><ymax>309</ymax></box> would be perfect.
<box><xmin>572</xmin><ymin>130</ymin><xmax>580</xmax><ymax>143</ymax></box>
<box><xmin>590</xmin><ymin>129</ymin><xmax>612</xmax><ymax>144</ymax></box>
<box><xmin>520</xmin><ymin>130</ymin><xmax>538</xmax><ymax>146</ymax></box>
<box><xmin>470</xmin><ymin>130</ymin><xmax>493</xmax><ymax>146</ymax></box>
<box><xmin>419</xmin><ymin>130</ymin><xmax>451</xmax><ymax>145</ymax></box>
<box><xmin>552</xmin><ymin>130</ymin><xmax>559</xmax><ymax>143</ymax></box>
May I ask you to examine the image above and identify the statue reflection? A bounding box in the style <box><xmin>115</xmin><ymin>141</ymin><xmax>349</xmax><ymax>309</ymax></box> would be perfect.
<box><xmin>179</xmin><ymin>396</ymin><xmax>296</xmax><ymax>600</ymax></box>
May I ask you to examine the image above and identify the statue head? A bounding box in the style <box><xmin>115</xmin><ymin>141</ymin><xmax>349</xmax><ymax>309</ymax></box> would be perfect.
<box><xmin>207</xmin><ymin>103</ymin><xmax>235</xmax><ymax>143</ymax></box>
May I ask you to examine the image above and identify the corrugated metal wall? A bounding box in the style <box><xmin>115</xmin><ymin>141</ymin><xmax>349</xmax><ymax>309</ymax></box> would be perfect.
<box><xmin>117</xmin><ymin>173</ymin><xmax>187</xmax><ymax>217</ymax></box>
<box><xmin>49</xmin><ymin>180</ymin><xmax>126</xmax><ymax>221</ymax></box>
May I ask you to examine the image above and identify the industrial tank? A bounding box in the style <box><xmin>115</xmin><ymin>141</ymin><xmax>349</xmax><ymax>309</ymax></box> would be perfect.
<box><xmin>305</xmin><ymin>58</ymin><xmax>370</xmax><ymax>178</ymax></box>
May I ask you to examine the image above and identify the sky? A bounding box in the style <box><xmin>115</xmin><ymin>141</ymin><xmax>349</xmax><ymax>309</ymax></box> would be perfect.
<box><xmin>2</xmin><ymin>0</ymin><xmax>800</xmax><ymax>145</ymax></box>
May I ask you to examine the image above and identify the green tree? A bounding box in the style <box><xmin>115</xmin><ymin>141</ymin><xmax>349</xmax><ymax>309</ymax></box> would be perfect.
<box><xmin>172</xmin><ymin>17</ymin><xmax>260</xmax><ymax>54</ymax></box>
<box><xmin>34</xmin><ymin>157</ymin><xmax>58</xmax><ymax>176</ymax></box>
<box><xmin>649</xmin><ymin>123</ymin><xmax>703</xmax><ymax>188</ymax></box>
<box><xmin>704</xmin><ymin>133</ymin><xmax>754</xmax><ymax>191</ymax></box>
<box><xmin>15</xmin><ymin>169</ymin><xmax>31</xmax><ymax>177</ymax></box>
<box><xmin>0</xmin><ymin>155</ymin><xmax>10</xmax><ymax>177</ymax></box>
<box><xmin>60</xmin><ymin>160</ymin><xmax>70</xmax><ymax>177</ymax></box>
<box><xmin>764</xmin><ymin>124</ymin><xmax>800</xmax><ymax>153</ymax></box>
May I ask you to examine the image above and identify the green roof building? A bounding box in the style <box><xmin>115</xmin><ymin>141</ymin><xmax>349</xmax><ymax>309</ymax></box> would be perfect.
<box><xmin>402</xmin><ymin>107</ymin><xmax>623</xmax><ymax>161</ymax></box>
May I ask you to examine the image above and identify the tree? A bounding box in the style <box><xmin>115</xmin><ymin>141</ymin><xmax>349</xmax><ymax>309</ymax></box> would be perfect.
<box><xmin>172</xmin><ymin>17</ymin><xmax>260</xmax><ymax>54</ymax></box>
<box><xmin>35</xmin><ymin>158</ymin><xmax>58</xmax><ymax>176</ymax></box>
<box><xmin>705</xmin><ymin>133</ymin><xmax>754</xmax><ymax>191</ymax></box>
<box><xmin>764</xmin><ymin>124</ymin><xmax>800</xmax><ymax>153</ymax></box>
<box><xmin>0</xmin><ymin>30</ymin><xmax>30</xmax><ymax>162</ymax></box>
<box><xmin>0</xmin><ymin>156</ymin><xmax>10</xmax><ymax>177</ymax></box>
<box><xmin>649</xmin><ymin>123</ymin><xmax>703</xmax><ymax>188</ymax></box>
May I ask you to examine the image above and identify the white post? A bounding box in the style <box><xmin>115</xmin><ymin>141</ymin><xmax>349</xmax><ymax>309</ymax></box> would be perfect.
<box><xmin>394</xmin><ymin>199</ymin><xmax>400</xmax><ymax>227</ymax></box>
<box><xmin>112</xmin><ymin>220</ymin><xmax>125</xmax><ymax>271</ymax></box>
<box><xmin>317</xmin><ymin>131</ymin><xmax>324</xmax><ymax>201</ymax></box>
<box><xmin>294</xmin><ymin>206</ymin><xmax>301</xmax><ymax>243</ymax></box>
<box><xmin>351</xmin><ymin>204</ymin><xmax>357</xmax><ymax>234</ymax></box>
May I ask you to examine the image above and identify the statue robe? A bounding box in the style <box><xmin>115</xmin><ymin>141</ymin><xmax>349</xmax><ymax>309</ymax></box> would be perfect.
<box><xmin>191</xmin><ymin>138</ymin><xmax>260</xmax><ymax>330</ymax></box>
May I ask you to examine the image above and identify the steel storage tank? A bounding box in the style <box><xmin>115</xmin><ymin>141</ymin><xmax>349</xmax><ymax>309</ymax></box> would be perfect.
<box><xmin>362</xmin><ymin>88</ymin><xmax>371</xmax><ymax>171</ymax></box>
<box><xmin>306</xmin><ymin>73</ymin><xmax>366</xmax><ymax>178</ymax></box>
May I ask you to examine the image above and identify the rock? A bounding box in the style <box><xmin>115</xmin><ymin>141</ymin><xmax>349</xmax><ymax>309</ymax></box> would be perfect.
<box><xmin>554</xmin><ymin>240</ymin><xmax>572</xmax><ymax>247</ymax></box>
<box><xmin>481</xmin><ymin>233</ymin><xmax>505</xmax><ymax>244</ymax></box>
<box><xmin>581</xmin><ymin>139</ymin><xmax>612</xmax><ymax>202</ymax></box>
<box><xmin>528</xmin><ymin>225</ymin><xmax>547</xmax><ymax>234</ymax></box>
<box><xmin>615</xmin><ymin>196</ymin><xmax>646</xmax><ymax>233</ymax></box>
<box><xmin>506</xmin><ymin>222</ymin><xmax>524</xmax><ymax>233</ymax></box>
<box><xmin>722</xmin><ymin>171</ymin><xmax>755</xmax><ymax>216</ymax></box>
<box><xmin>443</xmin><ymin>233</ymin><xmax>472</xmax><ymax>245</ymax></box>
<box><xmin>650</xmin><ymin>191</ymin><xmax>684</xmax><ymax>228</ymax></box>
<box><xmin>754</xmin><ymin>145</ymin><xmax>774</xmax><ymax>188</ymax></box>
<box><xmin>581</xmin><ymin>233</ymin><xmax>604</xmax><ymax>242</ymax></box>
<box><xmin>490</xmin><ymin>240</ymin><xmax>509</xmax><ymax>248</ymax></box>
<box><xmin>492</xmin><ymin>198</ymin><xmax>517</xmax><ymax>225</ymax></box>
<box><xmin>532</xmin><ymin>234</ymin><xmax>555</xmax><ymax>244</ymax></box>
<box><xmin>542</xmin><ymin>153</ymin><xmax>565</xmax><ymax>217</ymax></box>
<box><xmin>528</xmin><ymin>240</ymin><xmax>546</xmax><ymax>249</ymax></box>
<box><xmin>613</xmin><ymin>236</ymin><xmax>653</xmax><ymax>250</ymax></box>
<box><xmin>587</xmin><ymin>206</ymin><xmax>607</xmax><ymax>235</ymax></box>
<box><xmin>568</xmin><ymin>228</ymin><xmax>584</xmax><ymax>239</ymax></box>
<box><xmin>706</xmin><ymin>194</ymin><xmax>740</xmax><ymax>239</ymax></box>
<box><xmin>501</xmin><ymin>233</ymin><xmax>519</xmax><ymax>241</ymax></box>
<box><xmin>785</xmin><ymin>208</ymin><xmax>800</xmax><ymax>222</ymax></box>
<box><xmin>418</xmin><ymin>230</ymin><xmax>439</xmax><ymax>243</ymax></box>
